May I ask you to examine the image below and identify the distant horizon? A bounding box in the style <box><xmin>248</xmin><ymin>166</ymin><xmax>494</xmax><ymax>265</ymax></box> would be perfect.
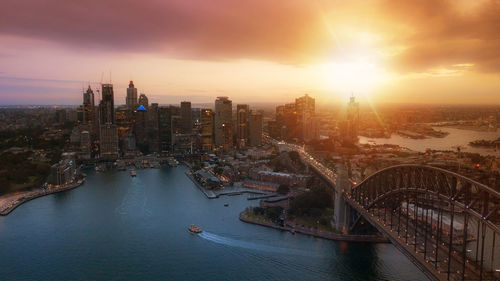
<box><xmin>2</xmin><ymin>1</ymin><xmax>500</xmax><ymax>105</ymax></box>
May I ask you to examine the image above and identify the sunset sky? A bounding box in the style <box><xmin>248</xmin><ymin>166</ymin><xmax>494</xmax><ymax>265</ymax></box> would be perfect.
<box><xmin>1</xmin><ymin>0</ymin><xmax>499</xmax><ymax>105</ymax></box>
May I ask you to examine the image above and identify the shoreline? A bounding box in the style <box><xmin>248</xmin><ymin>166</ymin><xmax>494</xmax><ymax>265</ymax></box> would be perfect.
<box><xmin>239</xmin><ymin>211</ymin><xmax>388</xmax><ymax>243</ymax></box>
<box><xmin>0</xmin><ymin>180</ymin><xmax>84</xmax><ymax>216</ymax></box>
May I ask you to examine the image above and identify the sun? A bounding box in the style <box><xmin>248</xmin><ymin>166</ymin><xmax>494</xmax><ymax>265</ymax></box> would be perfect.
<box><xmin>319</xmin><ymin>55</ymin><xmax>388</xmax><ymax>99</ymax></box>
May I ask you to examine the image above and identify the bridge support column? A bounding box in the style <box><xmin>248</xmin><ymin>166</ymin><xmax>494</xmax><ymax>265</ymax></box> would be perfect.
<box><xmin>332</xmin><ymin>165</ymin><xmax>351</xmax><ymax>234</ymax></box>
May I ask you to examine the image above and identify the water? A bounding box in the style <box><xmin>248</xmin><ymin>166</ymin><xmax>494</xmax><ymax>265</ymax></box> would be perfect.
<box><xmin>0</xmin><ymin>166</ymin><xmax>428</xmax><ymax>280</ymax></box>
<box><xmin>360</xmin><ymin>127</ymin><xmax>500</xmax><ymax>157</ymax></box>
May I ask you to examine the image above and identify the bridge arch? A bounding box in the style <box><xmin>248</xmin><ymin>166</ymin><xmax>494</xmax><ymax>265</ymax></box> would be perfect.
<box><xmin>348</xmin><ymin>164</ymin><xmax>500</xmax><ymax>281</ymax></box>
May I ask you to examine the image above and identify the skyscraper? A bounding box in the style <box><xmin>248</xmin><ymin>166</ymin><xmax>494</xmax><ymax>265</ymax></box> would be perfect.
<box><xmin>248</xmin><ymin>112</ymin><xmax>263</xmax><ymax>146</ymax></box>
<box><xmin>138</xmin><ymin>93</ymin><xmax>149</xmax><ymax>109</ymax></box>
<box><xmin>200</xmin><ymin>108</ymin><xmax>214</xmax><ymax>151</ymax></box>
<box><xmin>236</xmin><ymin>104</ymin><xmax>249</xmax><ymax>149</ymax></box>
<box><xmin>214</xmin><ymin>96</ymin><xmax>233</xmax><ymax>149</ymax></box>
<box><xmin>99</xmin><ymin>84</ymin><xmax>115</xmax><ymax>124</ymax></box>
<box><xmin>158</xmin><ymin>106</ymin><xmax>173</xmax><ymax>155</ymax></box>
<box><xmin>100</xmin><ymin>123</ymin><xmax>119</xmax><ymax>160</ymax></box>
<box><xmin>295</xmin><ymin>94</ymin><xmax>317</xmax><ymax>142</ymax></box>
<box><xmin>98</xmin><ymin>84</ymin><xmax>118</xmax><ymax>160</ymax></box>
<box><xmin>346</xmin><ymin>96</ymin><xmax>359</xmax><ymax>142</ymax></box>
<box><xmin>180</xmin><ymin>101</ymin><xmax>192</xmax><ymax>134</ymax></box>
<box><xmin>126</xmin><ymin>81</ymin><xmax>138</xmax><ymax>110</ymax></box>
<box><xmin>147</xmin><ymin>103</ymin><xmax>159</xmax><ymax>153</ymax></box>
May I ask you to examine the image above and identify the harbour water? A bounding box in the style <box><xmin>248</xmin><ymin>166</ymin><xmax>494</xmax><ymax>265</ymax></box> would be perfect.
<box><xmin>0</xmin><ymin>166</ymin><xmax>428</xmax><ymax>280</ymax></box>
<box><xmin>360</xmin><ymin>127</ymin><xmax>500</xmax><ymax>157</ymax></box>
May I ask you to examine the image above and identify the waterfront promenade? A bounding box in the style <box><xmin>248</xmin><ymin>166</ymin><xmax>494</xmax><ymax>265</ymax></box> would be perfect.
<box><xmin>239</xmin><ymin>211</ymin><xmax>388</xmax><ymax>243</ymax></box>
<box><xmin>0</xmin><ymin>180</ymin><xmax>84</xmax><ymax>215</ymax></box>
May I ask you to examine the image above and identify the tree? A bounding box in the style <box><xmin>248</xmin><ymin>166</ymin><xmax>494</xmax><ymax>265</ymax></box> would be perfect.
<box><xmin>277</xmin><ymin>184</ymin><xmax>290</xmax><ymax>195</ymax></box>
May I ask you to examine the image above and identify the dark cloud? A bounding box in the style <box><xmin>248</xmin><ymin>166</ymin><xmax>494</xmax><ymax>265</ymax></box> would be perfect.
<box><xmin>1</xmin><ymin>0</ymin><xmax>500</xmax><ymax>72</ymax></box>
<box><xmin>0</xmin><ymin>0</ymin><xmax>334</xmax><ymax>63</ymax></box>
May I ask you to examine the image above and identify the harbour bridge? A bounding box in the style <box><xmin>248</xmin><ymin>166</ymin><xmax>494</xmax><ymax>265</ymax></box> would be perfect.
<box><xmin>274</xmin><ymin>140</ymin><xmax>500</xmax><ymax>281</ymax></box>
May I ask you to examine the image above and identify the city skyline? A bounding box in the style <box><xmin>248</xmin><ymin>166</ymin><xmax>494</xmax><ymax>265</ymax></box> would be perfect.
<box><xmin>1</xmin><ymin>0</ymin><xmax>500</xmax><ymax>105</ymax></box>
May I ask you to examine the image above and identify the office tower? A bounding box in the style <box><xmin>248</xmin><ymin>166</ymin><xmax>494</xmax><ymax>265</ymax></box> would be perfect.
<box><xmin>98</xmin><ymin>83</ymin><xmax>118</xmax><ymax>160</ymax></box>
<box><xmin>134</xmin><ymin>103</ymin><xmax>148</xmax><ymax>152</ymax></box>
<box><xmin>138</xmin><ymin>93</ymin><xmax>149</xmax><ymax>109</ymax></box>
<box><xmin>147</xmin><ymin>103</ymin><xmax>159</xmax><ymax>152</ymax></box>
<box><xmin>100</xmin><ymin>123</ymin><xmax>119</xmax><ymax>160</ymax></box>
<box><xmin>99</xmin><ymin>84</ymin><xmax>115</xmax><ymax>124</ymax></box>
<box><xmin>214</xmin><ymin>96</ymin><xmax>233</xmax><ymax>149</ymax></box>
<box><xmin>158</xmin><ymin>106</ymin><xmax>173</xmax><ymax>155</ymax></box>
<box><xmin>80</xmin><ymin>130</ymin><xmax>91</xmax><ymax>160</ymax></box>
<box><xmin>295</xmin><ymin>94</ymin><xmax>316</xmax><ymax>141</ymax></box>
<box><xmin>171</xmin><ymin>115</ymin><xmax>191</xmax><ymax>154</ymax></box>
<box><xmin>83</xmin><ymin>86</ymin><xmax>95</xmax><ymax>123</ymax></box>
<box><xmin>283</xmin><ymin>103</ymin><xmax>298</xmax><ymax>140</ymax></box>
<box><xmin>191</xmin><ymin>108</ymin><xmax>201</xmax><ymax>127</ymax></box>
<box><xmin>248</xmin><ymin>112</ymin><xmax>263</xmax><ymax>146</ymax></box>
<box><xmin>200</xmin><ymin>108</ymin><xmax>214</xmax><ymax>151</ymax></box>
<box><xmin>346</xmin><ymin>96</ymin><xmax>359</xmax><ymax>142</ymax></box>
<box><xmin>236</xmin><ymin>104</ymin><xmax>249</xmax><ymax>149</ymax></box>
<box><xmin>180</xmin><ymin>101</ymin><xmax>192</xmax><ymax>134</ymax></box>
<box><xmin>126</xmin><ymin>81</ymin><xmax>138</xmax><ymax>110</ymax></box>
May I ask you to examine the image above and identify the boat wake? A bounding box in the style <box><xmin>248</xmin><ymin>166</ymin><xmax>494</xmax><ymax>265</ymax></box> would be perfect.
<box><xmin>198</xmin><ymin>232</ymin><xmax>314</xmax><ymax>257</ymax></box>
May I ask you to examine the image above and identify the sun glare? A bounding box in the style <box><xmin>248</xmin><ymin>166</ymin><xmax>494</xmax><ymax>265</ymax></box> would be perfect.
<box><xmin>319</xmin><ymin>56</ymin><xmax>388</xmax><ymax>98</ymax></box>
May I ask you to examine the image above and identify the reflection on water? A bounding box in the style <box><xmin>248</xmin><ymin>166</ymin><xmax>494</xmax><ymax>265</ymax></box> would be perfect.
<box><xmin>360</xmin><ymin>127</ymin><xmax>500</xmax><ymax>156</ymax></box>
<box><xmin>115</xmin><ymin>177</ymin><xmax>152</xmax><ymax>217</ymax></box>
<box><xmin>0</xmin><ymin>166</ymin><xmax>429</xmax><ymax>281</ymax></box>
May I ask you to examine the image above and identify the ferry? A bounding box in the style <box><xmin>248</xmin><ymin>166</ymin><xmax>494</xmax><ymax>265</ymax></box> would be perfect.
<box><xmin>188</xmin><ymin>224</ymin><xmax>202</xmax><ymax>233</ymax></box>
<box><xmin>130</xmin><ymin>170</ymin><xmax>137</xmax><ymax>177</ymax></box>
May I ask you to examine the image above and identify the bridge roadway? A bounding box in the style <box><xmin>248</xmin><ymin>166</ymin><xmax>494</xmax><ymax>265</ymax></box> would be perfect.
<box><xmin>268</xmin><ymin>138</ymin><xmax>498</xmax><ymax>281</ymax></box>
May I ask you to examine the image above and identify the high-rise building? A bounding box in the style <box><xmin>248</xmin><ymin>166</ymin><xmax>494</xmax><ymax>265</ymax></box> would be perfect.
<box><xmin>171</xmin><ymin>115</ymin><xmax>192</xmax><ymax>154</ymax></box>
<box><xmin>158</xmin><ymin>106</ymin><xmax>173</xmax><ymax>155</ymax></box>
<box><xmin>134</xmin><ymin>103</ymin><xmax>148</xmax><ymax>153</ymax></box>
<box><xmin>214</xmin><ymin>96</ymin><xmax>233</xmax><ymax>149</ymax></box>
<box><xmin>126</xmin><ymin>81</ymin><xmax>138</xmax><ymax>110</ymax></box>
<box><xmin>138</xmin><ymin>93</ymin><xmax>149</xmax><ymax>109</ymax></box>
<box><xmin>236</xmin><ymin>104</ymin><xmax>249</xmax><ymax>149</ymax></box>
<box><xmin>147</xmin><ymin>103</ymin><xmax>159</xmax><ymax>153</ymax></box>
<box><xmin>77</xmin><ymin>86</ymin><xmax>97</xmax><ymax>141</ymax></box>
<box><xmin>99</xmin><ymin>84</ymin><xmax>115</xmax><ymax>125</ymax></box>
<box><xmin>283</xmin><ymin>103</ymin><xmax>298</xmax><ymax>140</ymax></box>
<box><xmin>80</xmin><ymin>130</ymin><xmax>91</xmax><ymax>160</ymax></box>
<box><xmin>98</xmin><ymin>84</ymin><xmax>118</xmax><ymax>160</ymax></box>
<box><xmin>100</xmin><ymin>123</ymin><xmax>119</xmax><ymax>160</ymax></box>
<box><xmin>248</xmin><ymin>112</ymin><xmax>263</xmax><ymax>146</ymax></box>
<box><xmin>345</xmin><ymin>96</ymin><xmax>359</xmax><ymax>142</ymax></box>
<box><xmin>180</xmin><ymin>101</ymin><xmax>192</xmax><ymax>134</ymax></box>
<box><xmin>200</xmin><ymin>108</ymin><xmax>214</xmax><ymax>151</ymax></box>
<box><xmin>295</xmin><ymin>94</ymin><xmax>316</xmax><ymax>141</ymax></box>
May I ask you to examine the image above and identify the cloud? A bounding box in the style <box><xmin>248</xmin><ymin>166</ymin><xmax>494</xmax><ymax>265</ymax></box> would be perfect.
<box><xmin>0</xmin><ymin>0</ymin><xmax>334</xmax><ymax>64</ymax></box>
<box><xmin>1</xmin><ymin>0</ymin><xmax>499</xmax><ymax>73</ymax></box>
<box><xmin>380</xmin><ymin>0</ymin><xmax>500</xmax><ymax>73</ymax></box>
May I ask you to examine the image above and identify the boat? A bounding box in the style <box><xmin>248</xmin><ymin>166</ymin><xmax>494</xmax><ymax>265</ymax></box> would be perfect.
<box><xmin>224</xmin><ymin>203</ymin><xmax>229</xmax><ymax>207</ymax></box>
<box><xmin>130</xmin><ymin>170</ymin><xmax>137</xmax><ymax>177</ymax></box>
<box><xmin>188</xmin><ymin>224</ymin><xmax>202</xmax><ymax>233</ymax></box>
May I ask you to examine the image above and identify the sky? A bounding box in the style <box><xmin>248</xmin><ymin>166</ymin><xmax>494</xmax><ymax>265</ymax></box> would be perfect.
<box><xmin>0</xmin><ymin>0</ymin><xmax>499</xmax><ymax>105</ymax></box>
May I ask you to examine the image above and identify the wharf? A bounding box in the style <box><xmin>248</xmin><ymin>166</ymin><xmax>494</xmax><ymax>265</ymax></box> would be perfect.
<box><xmin>185</xmin><ymin>172</ymin><xmax>271</xmax><ymax>199</ymax></box>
